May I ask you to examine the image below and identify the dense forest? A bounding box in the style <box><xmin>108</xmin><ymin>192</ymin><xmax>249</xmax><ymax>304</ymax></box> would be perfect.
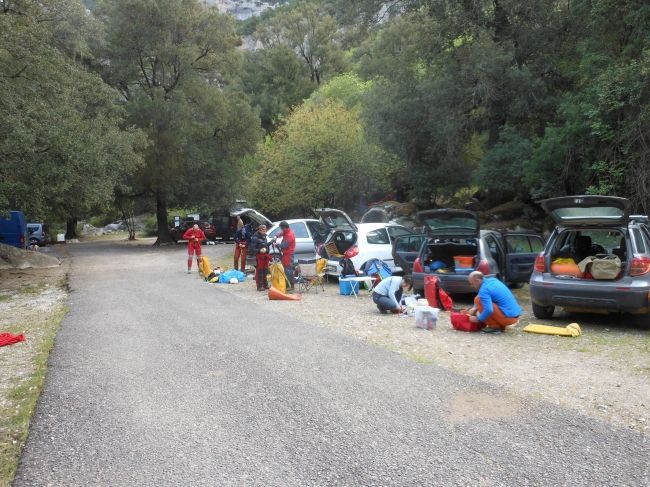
<box><xmin>1</xmin><ymin>0</ymin><xmax>649</xmax><ymax>240</ymax></box>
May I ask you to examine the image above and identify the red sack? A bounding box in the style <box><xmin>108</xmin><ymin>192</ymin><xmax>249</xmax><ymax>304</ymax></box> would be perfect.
<box><xmin>0</xmin><ymin>332</ymin><xmax>26</xmax><ymax>347</ymax></box>
<box><xmin>424</xmin><ymin>275</ymin><xmax>453</xmax><ymax>311</ymax></box>
<box><xmin>450</xmin><ymin>312</ymin><xmax>484</xmax><ymax>332</ymax></box>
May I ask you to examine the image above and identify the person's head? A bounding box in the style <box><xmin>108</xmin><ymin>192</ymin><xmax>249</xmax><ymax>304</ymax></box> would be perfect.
<box><xmin>279</xmin><ymin>221</ymin><xmax>289</xmax><ymax>231</ymax></box>
<box><xmin>258</xmin><ymin>224</ymin><xmax>267</xmax><ymax>234</ymax></box>
<box><xmin>192</xmin><ymin>224</ymin><xmax>199</xmax><ymax>231</ymax></box>
<box><xmin>468</xmin><ymin>271</ymin><xmax>484</xmax><ymax>290</ymax></box>
<box><xmin>400</xmin><ymin>275</ymin><xmax>413</xmax><ymax>291</ymax></box>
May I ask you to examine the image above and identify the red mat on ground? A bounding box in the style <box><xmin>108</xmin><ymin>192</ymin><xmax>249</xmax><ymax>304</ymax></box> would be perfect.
<box><xmin>0</xmin><ymin>332</ymin><xmax>26</xmax><ymax>347</ymax></box>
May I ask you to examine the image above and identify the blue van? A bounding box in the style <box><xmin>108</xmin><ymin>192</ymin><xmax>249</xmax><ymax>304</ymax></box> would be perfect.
<box><xmin>0</xmin><ymin>211</ymin><xmax>27</xmax><ymax>249</ymax></box>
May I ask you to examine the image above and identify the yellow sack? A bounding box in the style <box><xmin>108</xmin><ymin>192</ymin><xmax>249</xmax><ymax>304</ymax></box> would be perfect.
<box><xmin>269</xmin><ymin>261</ymin><xmax>287</xmax><ymax>293</ymax></box>
<box><xmin>553</xmin><ymin>257</ymin><xmax>576</xmax><ymax>265</ymax></box>
<box><xmin>198</xmin><ymin>255</ymin><xmax>212</xmax><ymax>279</ymax></box>
<box><xmin>523</xmin><ymin>323</ymin><xmax>582</xmax><ymax>337</ymax></box>
<box><xmin>316</xmin><ymin>258</ymin><xmax>327</xmax><ymax>274</ymax></box>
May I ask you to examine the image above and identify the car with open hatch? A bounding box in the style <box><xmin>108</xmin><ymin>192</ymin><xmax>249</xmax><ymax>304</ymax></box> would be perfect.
<box><xmin>392</xmin><ymin>209</ymin><xmax>543</xmax><ymax>294</ymax></box>
<box><xmin>314</xmin><ymin>208</ymin><xmax>414</xmax><ymax>277</ymax></box>
<box><xmin>529</xmin><ymin>195</ymin><xmax>650</xmax><ymax>327</ymax></box>
<box><xmin>237</xmin><ymin>210</ymin><xmax>330</xmax><ymax>267</ymax></box>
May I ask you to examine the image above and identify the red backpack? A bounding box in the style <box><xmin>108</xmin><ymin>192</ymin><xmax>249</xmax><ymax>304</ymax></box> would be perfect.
<box><xmin>424</xmin><ymin>275</ymin><xmax>454</xmax><ymax>311</ymax></box>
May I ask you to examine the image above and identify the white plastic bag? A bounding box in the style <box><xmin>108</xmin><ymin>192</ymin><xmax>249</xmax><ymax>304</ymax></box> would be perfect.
<box><xmin>415</xmin><ymin>305</ymin><xmax>439</xmax><ymax>330</ymax></box>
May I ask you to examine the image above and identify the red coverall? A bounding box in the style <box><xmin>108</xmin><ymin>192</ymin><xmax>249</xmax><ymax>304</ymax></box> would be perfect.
<box><xmin>182</xmin><ymin>227</ymin><xmax>206</xmax><ymax>271</ymax></box>
<box><xmin>277</xmin><ymin>228</ymin><xmax>296</xmax><ymax>289</ymax></box>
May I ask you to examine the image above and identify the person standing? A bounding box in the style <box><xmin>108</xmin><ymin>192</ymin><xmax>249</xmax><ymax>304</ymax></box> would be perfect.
<box><xmin>233</xmin><ymin>223</ymin><xmax>250</xmax><ymax>272</ymax></box>
<box><xmin>465</xmin><ymin>271</ymin><xmax>522</xmax><ymax>333</ymax></box>
<box><xmin>272</xmin><ymin>221</ymin><xmax>296</xmax><ymax>291</ymax></box>
<box><xmin>250</xmin><ymin>224</ymin><xmax>271</xmax><ymax>291</ymax></box>
<box><xmin>372</xmin><ymin>275</ymin><xmax>413</xmax><ymax>314</ymax></box>
<box><xmin>182</xmin><ymin>223</ymin><xmax>206</xmax><ymax>274</ymax></box>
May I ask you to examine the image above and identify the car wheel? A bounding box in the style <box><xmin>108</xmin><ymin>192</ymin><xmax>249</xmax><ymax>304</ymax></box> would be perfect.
<box><xmin>29</xmin><ymin>238</ymin><xmax>39</xmax><ymax>245</ymax></box>
<box><xmin>532</xmin><ymin>303</ymin><xmax>555</xmax><ymax>319</ymax></box>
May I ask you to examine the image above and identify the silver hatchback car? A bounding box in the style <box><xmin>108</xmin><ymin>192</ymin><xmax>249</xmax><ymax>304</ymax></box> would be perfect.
<box><xmin>529</xmin><ymin>195</ymin><xmax>650</xmax><ymax>328</ymax></box>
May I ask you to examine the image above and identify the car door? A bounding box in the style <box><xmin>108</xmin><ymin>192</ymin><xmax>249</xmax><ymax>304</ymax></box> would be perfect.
<box><xmin>503</xmin><ymin>233</ymin><xmax>545</xmax><ymax>282</ymax></box>
<box><xmin>392</xmin><ymin>234</ymin><xmax>427</xmax><ymax>274</ymax></box>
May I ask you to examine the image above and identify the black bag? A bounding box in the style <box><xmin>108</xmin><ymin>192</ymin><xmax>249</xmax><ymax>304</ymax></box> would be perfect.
<box><xmin>340</xmin><ymin>258</ymin><xmax>356</xmax><ymax>277</ymax></box>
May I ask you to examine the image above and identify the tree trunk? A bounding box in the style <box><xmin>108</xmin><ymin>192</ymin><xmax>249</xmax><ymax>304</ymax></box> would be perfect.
<box><xmin>116</xmin><ymin>197</ymin><xmax>137</xmax><ymax>240</ymax></box>
<box><xmin>154</xmin><ymin>194</ymin><xmax>174</xmax><ymax>245</ymax></box>
<box><xmin>65</xmin><ymin>217</ymin><xmax>78</xmax><ymax>240</ymax></box>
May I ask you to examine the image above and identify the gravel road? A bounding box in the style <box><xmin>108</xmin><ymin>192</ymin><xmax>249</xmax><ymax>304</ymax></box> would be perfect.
<box><xmin>14</xmin><ymin>241</ymin><xmax>649</xmax><ymax>486</ymax></box>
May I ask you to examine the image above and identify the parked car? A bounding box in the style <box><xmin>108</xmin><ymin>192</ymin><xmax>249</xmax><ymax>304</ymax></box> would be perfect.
<box><xmin>244</xmin><ymin>215</ymin><xmax>330</xmax><ymax>267</ymax></box>
<box><xmin>529</xmin><ymin>195</ymin><xmax>650</xmax><ymax>327</ymax></box>
<box><xmin>0</xmin><ymin>211</ymin><xmax>27</xmax><ymax>249</ymax></box>
<box><xmin>315</xmin><ymin>208</ymin><xmax>414</xmax><ymax>277</ymax></box>
<box><xmin>392</xmin><ymin>209</ymin><xmax>543</xmax><ymax>294</ymax></box>
<box><xmin>27</xmin><ymin>223</ymin><xmax>48</xmax><ymax>245</ymax></box>
<box><xmin>170</xmin><ymin>220</ymin><xmax>217</xmax><ymax>243</ymax></box>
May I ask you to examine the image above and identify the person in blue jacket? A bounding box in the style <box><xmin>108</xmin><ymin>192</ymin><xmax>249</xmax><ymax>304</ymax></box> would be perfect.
<box><xmin>466</xmin><ymin>271</ymin><xmax>522</xmax><ymax>333</ymax></box>
<box><xmin>372</xmin><ymin>275</ymin><xmax>413</xmax><ymax>314</ymax></box>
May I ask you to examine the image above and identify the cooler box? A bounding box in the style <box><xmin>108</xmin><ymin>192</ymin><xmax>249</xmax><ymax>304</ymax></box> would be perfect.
<box><xmin>454</xmin><ymin>255</ymin><xmax>475</xmax><ymax>273</ymax></box>
<box><xmin>339</xmin><ymin>276</ymin><xmax>360</xmax><ymax>295</ymax></box>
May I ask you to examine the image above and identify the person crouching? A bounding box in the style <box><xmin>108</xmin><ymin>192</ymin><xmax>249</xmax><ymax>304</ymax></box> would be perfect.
<box><xmin>372</xmin><ymin>275</ymin><xmax>413</xmax><ymax>314</ymax></box>
<box><xmin>465</xmin><ymin>271</ymin><xmax>522</xmax><ymax>333</ymax></box>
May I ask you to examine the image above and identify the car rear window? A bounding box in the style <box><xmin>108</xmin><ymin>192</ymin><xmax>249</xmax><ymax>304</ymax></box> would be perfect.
<box><xmin>552</xmin><ymin>206</ymin><xmax>625</xmax><ymax>221</ymax></box>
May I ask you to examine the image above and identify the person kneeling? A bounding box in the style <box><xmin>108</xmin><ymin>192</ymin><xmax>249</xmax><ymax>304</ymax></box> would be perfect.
<box><xmin>465</xmin><ymin>271</ymin><xmax>521</xmax><ymax>333</ymax></box>
<box><xmin>372</xmin><ymin>275</ymin><xmax>413</xmax><ymax>314</ymax></box>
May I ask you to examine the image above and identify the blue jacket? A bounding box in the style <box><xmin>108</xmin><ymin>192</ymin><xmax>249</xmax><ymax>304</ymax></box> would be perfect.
<box><xmin>234</xmin><ymin>225</ymin><xmax>251</xmax><ymax>245</ymax></box>
<box><xmin>477</xmin><ymin>277</ymin><xmax>522</xmax><ymax>322</ymax></box>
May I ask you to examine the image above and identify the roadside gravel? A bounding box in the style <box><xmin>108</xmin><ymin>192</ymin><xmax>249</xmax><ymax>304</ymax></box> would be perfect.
<box><xmin>213</xmin><ymin>257</ymin><xmax>650</xmax><ymax>434</ymax></box>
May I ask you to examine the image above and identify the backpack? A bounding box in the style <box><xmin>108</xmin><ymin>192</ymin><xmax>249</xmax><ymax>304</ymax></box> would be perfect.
<box><xmin>339</xmin><ymin>258</ymin><xmax>356</xmax><ymax>277</ymax></box>
<box><xmin>424</xmin><ymin>275</ymin><xmax>454</xmax><ymax>311</ymax></box>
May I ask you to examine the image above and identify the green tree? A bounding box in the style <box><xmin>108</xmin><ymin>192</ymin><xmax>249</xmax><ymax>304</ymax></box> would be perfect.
<box><xmin>242</xmin><ymin>46</ymin><xmax>315</xmax><ymax>133</ymax></box>
<box><xmin>249</xmin><ymin>99</ymin><xmax>400</xmax><ymax>215</ymax></box>
<box><xmin>95</xmin><ymin>0</ymin><xmax>261</xmax><ymax>243</ymax></box>
<box><xmin>254</xmin><ymin>1</ymin><xmax>347</xmax><ymax>86</ymax></box>
<box><xmin>0</xmin><ymin>0</ymin><xmax>145</xmax><ymax>236</ymax></box>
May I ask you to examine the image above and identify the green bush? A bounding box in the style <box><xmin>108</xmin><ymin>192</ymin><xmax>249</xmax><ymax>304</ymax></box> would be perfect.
<box><xmin>142</xmin><ymin>215</ymin><xmax>158</xmax><ymax>237</ymax></box>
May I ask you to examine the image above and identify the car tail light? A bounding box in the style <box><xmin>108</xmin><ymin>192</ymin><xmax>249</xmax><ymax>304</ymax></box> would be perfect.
<box><xmin>19</xmin><ymin>235</ymin><xmax>25</xmax><ymax>248</ymax></box>
<box><xmin>413</xmin><ymin>258</ymin><xmax>423</xmax><ymax>273</ymax></box>
<box><xmin>344</xmin><ymin>245</ymin><xmax>359</xmax><ymax>258</ymax></box>
<box><xmin>629</xmin><ymin>256</ymin><xmax>650</xmax><ymax>276</ymax></box>
<box><xmin>477</xmin><ymin>259</ymin><xmax>490</xmax><ymax>274</ymax></box>
<box><xmin>534</xmin><ymin>253</ymin><xmax>546</xmax><ymax>273</ymax></box>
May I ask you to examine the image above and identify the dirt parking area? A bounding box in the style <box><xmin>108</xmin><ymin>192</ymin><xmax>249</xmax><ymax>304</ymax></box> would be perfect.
<box><xmin>210</xmin><ymin>262</ymin><xmax>649</xmax><ymax>433</ymax></box>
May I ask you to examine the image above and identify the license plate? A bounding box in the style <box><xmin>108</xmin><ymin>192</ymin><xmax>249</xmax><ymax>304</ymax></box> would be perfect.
<box><xmin>326</xmin><ymin>265</ymin><xmax>337</xmax><ymax>273</ymax></box>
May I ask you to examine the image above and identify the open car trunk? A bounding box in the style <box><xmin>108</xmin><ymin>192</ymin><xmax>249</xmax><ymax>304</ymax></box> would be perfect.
<box><xmin>322</xmin><ymin>230</ymin><xmax>358</xmax><ymax>258</ymax></box>
<box><xmin>549</xmin><ymin>229</ymin><xmax>627</xmax><ymax>280</ymax></box>
<box><xmin>423</xmin><ymin>238</ymin><xmax>479</xmax><ymax>275</ymax></box>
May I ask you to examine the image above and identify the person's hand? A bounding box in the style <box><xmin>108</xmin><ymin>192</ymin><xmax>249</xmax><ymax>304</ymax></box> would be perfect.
<box><xmin>469</xmin><ymin>315</ymin><xmax>479</xmax><ymax>323</ymax></box>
